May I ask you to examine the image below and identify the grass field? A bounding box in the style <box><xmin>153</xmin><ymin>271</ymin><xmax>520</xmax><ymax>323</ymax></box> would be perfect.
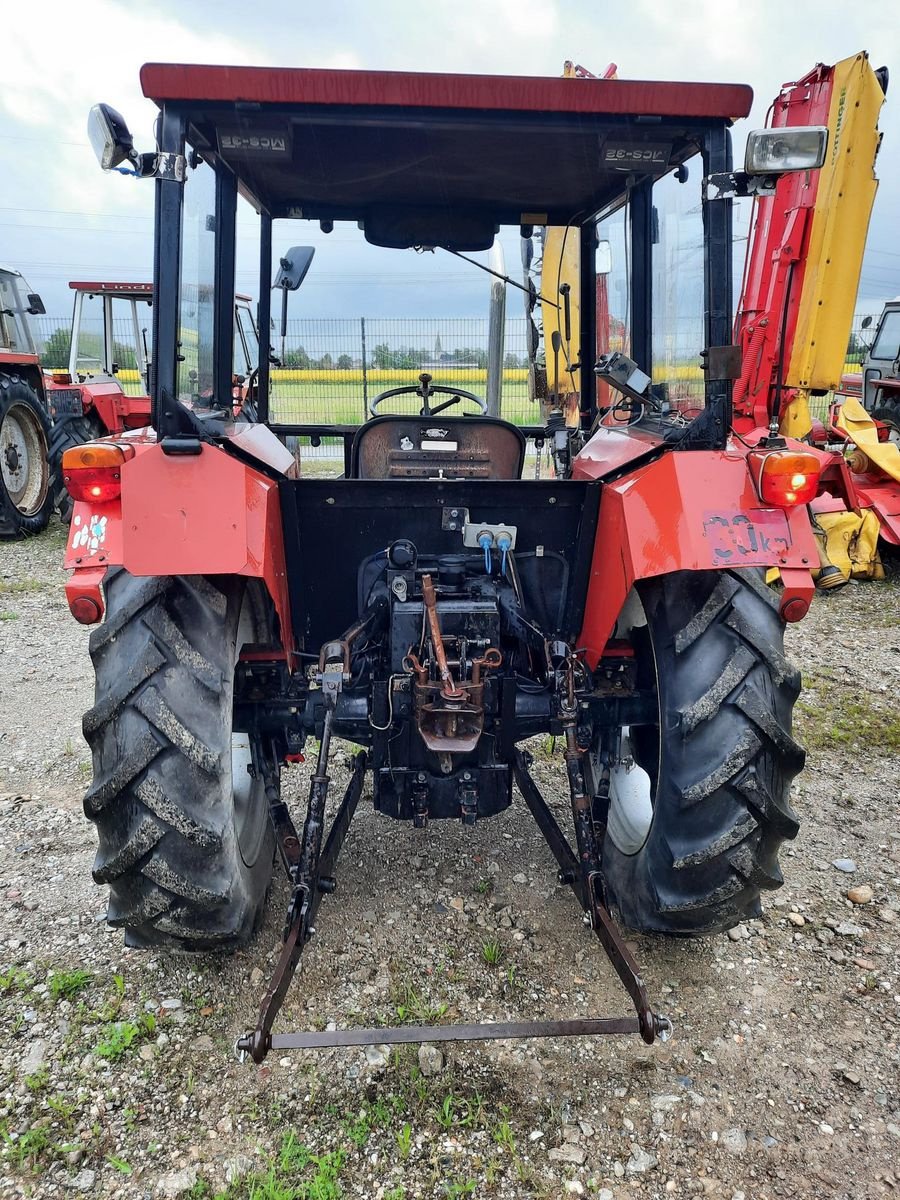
<box><xmin>106</xmin><ymin>360</ymin><xmax>863</xmax><ymax>428</ymax></box>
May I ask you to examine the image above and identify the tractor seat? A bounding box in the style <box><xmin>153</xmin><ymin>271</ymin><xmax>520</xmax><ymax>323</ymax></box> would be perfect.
<box><xmin>350</xmin><ymin>414</ymin><xmax>526</xmax><ymax>480</ymax></box>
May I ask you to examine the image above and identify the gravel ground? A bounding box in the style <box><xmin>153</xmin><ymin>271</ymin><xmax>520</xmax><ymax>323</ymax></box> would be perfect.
<box><xmin>0</xmin><ymin>523</ymin><xmax>898</xmax><ymax>1200</ymax></box>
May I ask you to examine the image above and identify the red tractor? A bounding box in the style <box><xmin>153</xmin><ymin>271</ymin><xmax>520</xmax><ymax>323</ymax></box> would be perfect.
<box><xmin>0</xmin><ymin>265</ymin><xmax>53</xmax><ymax>536</ymax></box>
<box><xmin>47</xmin><ymin>281</ymin><xmax>261</xmax><ymax>520</ymax></box>
<box><xmin>64</xmin><ymin>67</ymin><xmax>826</xmax><ymax>1061</ymax></box>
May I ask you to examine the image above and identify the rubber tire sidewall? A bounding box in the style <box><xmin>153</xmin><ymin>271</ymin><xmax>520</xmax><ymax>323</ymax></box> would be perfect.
<box><xmin>0</xmin><ymin>373</ymin><xmax>53</xmax><ymax>537</ymax></box>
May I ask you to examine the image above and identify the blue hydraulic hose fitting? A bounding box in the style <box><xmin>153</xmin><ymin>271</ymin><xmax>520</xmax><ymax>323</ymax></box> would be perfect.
<box><xmin>478</xmin><ymin>531</ymin><xmax>493</xmax><ymax>574</ymax></box>
<box><xmin>496</xmin><ymin>532</ymin><xmax>512</xmax><ymax>577</ymax></box>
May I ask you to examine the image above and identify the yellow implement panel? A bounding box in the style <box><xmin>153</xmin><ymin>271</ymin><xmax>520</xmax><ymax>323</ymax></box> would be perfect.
<box><xmin>540</xmin><ymin>226</ymin><xmax>581</xmax><ymax>425</ymax></box>
<box><xmin>789</xmin><ymin>53</ymin><xmax>884</xmax><ymax>391</ymax></box>
<box><xmin>837</xmin><ymin>397</ymin><xmax>900</xmax><ymax>485</ymax></box>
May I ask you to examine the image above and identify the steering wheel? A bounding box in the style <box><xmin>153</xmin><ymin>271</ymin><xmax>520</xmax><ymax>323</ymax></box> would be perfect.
<box><xmin>369</xmin><ymin>371</ymin><xmax>487</xmax><ymax>418</ymax></box>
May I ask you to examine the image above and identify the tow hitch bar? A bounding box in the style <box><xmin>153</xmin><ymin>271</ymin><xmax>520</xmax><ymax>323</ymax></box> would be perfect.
<box><xmin>236</xmin><ymin>738</ymin><xmax>672</xmax><ymax>1064</ymax></box>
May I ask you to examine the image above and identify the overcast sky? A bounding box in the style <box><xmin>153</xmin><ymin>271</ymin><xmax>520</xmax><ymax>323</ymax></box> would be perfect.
<box><xmin>3</xmin><ymin>0</ymin><xmax>898</xmax><ymax>324</ymax></box>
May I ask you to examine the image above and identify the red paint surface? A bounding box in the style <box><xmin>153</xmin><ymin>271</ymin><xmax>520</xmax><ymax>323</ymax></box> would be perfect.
<box><xmin>733</xmin><ymin>61</ymin><xmax>834</xmax><ymax>429</ymax></box>
<box><xmin>64</xmin><ymin>441</ymin><xmax>293</xmax><ymax>655</ymax></box>
<box><xmin>577</xmin><ymin>450</ymin><xmax>818</xmax><ymax>666</ymax></box>
<box><xmin>140</xmin><ymin>63</ymin><xmax>752</xmax><ymax>120</ymax></box>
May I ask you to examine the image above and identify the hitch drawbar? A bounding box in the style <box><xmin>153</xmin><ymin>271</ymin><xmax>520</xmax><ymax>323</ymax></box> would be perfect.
<box><xmin>236</xmin><ymin>728</ymin><xmax>671</xmax><ymax>1064</ymax></box>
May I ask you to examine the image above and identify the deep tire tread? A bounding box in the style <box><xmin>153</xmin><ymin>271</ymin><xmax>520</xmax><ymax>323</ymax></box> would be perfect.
<box><xmin>84</xmin><ymin>570</ymin><xmax>274</xmax><ymax>950</ymax></box>
<box><xmin>603</xmin><ymin>567</ymin><xmax>804</xmax><ymax>935</ymax></box>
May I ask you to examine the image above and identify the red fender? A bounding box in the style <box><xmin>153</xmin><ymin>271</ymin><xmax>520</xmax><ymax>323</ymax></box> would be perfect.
<box><xmin>64</xmin><ymin>439</ymin><xmax>292</xmax><ymax>656</ymax></box>
<box><xmin>576</xmin><ymin>448</ymin><xmax>818</xmax><ymax>667</ymax></box>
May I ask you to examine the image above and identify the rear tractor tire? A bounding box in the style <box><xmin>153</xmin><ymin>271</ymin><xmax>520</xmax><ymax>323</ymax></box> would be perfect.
<box><xmin>0</xmin><ymin>373</ymin><xmax>52</xmax><ymax>537</ymax></box>
<box><xmin>601</xmin><ymin>569</ymin><xmax>804</xmax><ymax>936</ymax></box>
<box><xmin>83</xmin><ymin>570</ymin><xmax>276</xmax><ymax>950</ymax></box>
<box><xmin>872</xmin><ymin>397</ymin><xmax>900</xmax><ymax>449</ymax></box>
<box><xmin>48</xmin><ymin>413</ymin><xmax>104</xmax><ymax>523</ymax></box>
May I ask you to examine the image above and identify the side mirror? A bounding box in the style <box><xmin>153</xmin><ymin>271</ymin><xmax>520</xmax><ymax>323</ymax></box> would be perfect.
<box><xmin>273</xmin><ymin>246</ymin><xmax>315</xmax><ymax>342</ymax></box>
<box><xmin>596</xmin><ymin>240</ymin><xmax>612</xmax><ymax>277</ymax></box>
<box><xmin>861</xmin><ymin>315</ymin><xmax>873</xmax><ymax>330</ymax></box>
<box><xmin>26</xmin><ymin>294</ymin><xmax>45</xmax><ymax>316</ymax></box>
<box><xmin>273</xmin><ymin>246</ymin><xmax>315</xmax><ymax>292</ymax></box>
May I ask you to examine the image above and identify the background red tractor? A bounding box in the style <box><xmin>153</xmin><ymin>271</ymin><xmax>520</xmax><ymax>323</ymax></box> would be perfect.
<box><xmin>62</xmin><ymin>66</ymin><xmax>830</xmax><ymax>1060</ymax></box>
<box><xmin>0</xmin><ymin>265</ymin><xmax>53</xmax><ymax>537</ymax></box>
<box><xmin>46</xmin><ymin>281</ymin><xmax>262</xmax><ymax>520</ymax></box>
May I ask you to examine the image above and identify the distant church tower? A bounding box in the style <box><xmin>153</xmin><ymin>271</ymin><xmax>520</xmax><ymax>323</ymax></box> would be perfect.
<box><xmin>434</xmin><ymin>333</ymin><xmax>443</xmax><ymax>359</ymax></box>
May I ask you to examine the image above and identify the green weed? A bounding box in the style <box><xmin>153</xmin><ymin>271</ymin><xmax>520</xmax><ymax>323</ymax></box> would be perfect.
<box><xmin>48</xmin><ymin>969</ymin><xmax>93</xmax><ymax>1002</ymax></box>
<box><xmin>396</xmin><ymin>1121</ymin><xmax>412</xmax><ymax>1160</ymax></box>
<box><xmin>494</xmin><ymin>1119</ymin><xmax>516</xmax><ymax>1154</ymax></box>
<box><xmin>218</xmin><ymin>1135</ymin><xmax>344</xmax><ymax>1199</ymax></box>
<box><xmin>0</xmin><ymin>967</ymin><xmax>33</xmax><ymax>993</ymax></box>
<box><xmin>481</xmin><ymin>939</ymin><xmax>503</xmax><ymax>966</ymax></box>
<box><xmin>24</xmin><ymin>1067</ymin><xmax>49</xmax><ymax>1094</ymax></box>
<box><xmin>393</xmin><ymin>982</ymin><xmax>447</xmax><ymax>1024</ymax></box>
<box><xmin>95</xmin><ymin>1013</ymin><xmax>155</xmax><ymax>1061</ymax></box>
<box><xmin>444</xmin><ymin>1180</ymin><xmax>477</xmax><ymax>1198</ymax></box>
<box><xmin>0</xmin><ymin>1124</ymin><xmax>51</xmax><ymax>1171</ymax></box>
<box><xmin>0</xmin><ymin>611</ymin><xmax>18</xmax><ymax>621</ymax></box>
<box><xmin>107</xmin><ymin>1155</ymin><xmax>132</xmax><ymax>1174</ymax></box>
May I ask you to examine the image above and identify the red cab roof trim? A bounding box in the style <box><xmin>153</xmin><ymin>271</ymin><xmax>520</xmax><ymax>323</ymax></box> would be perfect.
<box><xmin>140</xmin><ymin>63</ymin><xmax>753</xmax><ymax>122</ymax></box>
<box><xmin>69</xmin><ymin>281</ymin><xmax>154</xmax><ymax>294</ymax></box>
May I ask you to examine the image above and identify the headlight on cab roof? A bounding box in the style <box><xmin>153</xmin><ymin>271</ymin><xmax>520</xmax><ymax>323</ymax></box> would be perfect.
<box><xmin>745</xmin><ymin>126</ymin><xmax>828</xmax><ymax>174</ymax></box>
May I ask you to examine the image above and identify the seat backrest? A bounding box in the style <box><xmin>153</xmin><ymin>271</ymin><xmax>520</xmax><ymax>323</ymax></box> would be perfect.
<box><xmin>350</xmin><ymin>415</ymin><xmax>526</xmax><ymax>480</ymax></box>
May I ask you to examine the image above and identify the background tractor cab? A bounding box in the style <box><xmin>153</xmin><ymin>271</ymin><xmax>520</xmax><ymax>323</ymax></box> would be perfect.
<box><xmin>45</xmin><ymin>281</ymin><xmax>264</xmax><ymax>520</ymax></box>
<box><xmin>844</xmin><ymin>300</ymin><xmax>900</xmax><ymax>440</ymax></box>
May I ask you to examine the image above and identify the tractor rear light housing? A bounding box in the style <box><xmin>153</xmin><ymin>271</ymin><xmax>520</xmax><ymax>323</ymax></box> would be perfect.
<box><xmin>748</xmin><ymin>449</ymin><xmax>820</xmax><ymax>508</ymax></box>
<box><xmin>62</xmin><ymin>442</ymin><xmax>133</xmax><ymax>504</ymax></box>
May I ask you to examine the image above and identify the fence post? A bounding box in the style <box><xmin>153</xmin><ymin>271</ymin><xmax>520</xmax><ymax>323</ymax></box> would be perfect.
<box><xmin>360</xmin><ymin>316</ymin><xmax>368</xmax><ymax>421</ymax></box>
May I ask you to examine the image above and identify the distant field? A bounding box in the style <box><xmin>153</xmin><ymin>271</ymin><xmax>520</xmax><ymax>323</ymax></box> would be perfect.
<box><xmin>87</xmin><ymin>361</ymin><xmax>866</xmax><ymax>426</ymax></box>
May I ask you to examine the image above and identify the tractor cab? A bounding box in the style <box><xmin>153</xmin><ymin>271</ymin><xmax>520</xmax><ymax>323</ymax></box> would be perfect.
<box><xmin>66</xmin><ymin>280</ymin><xmax>154</xmax><ymax>390</ymax></box>
<box><xmin>109</xmin><ymin>65</ymin><xmax>762</xmax><ymax>474</ymax></box>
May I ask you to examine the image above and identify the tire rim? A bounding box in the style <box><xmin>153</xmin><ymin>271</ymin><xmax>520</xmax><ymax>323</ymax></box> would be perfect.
<box><xmin>606</xmin><ymin>727</ymin><xmax>655</xmax><ymax>855</ymax></box>
<box><xmin>605</xmin><ymin>590</ymin><xmax>658</xmax><ymax>856</ymax></box>
<box><xmin>231</xmin><ymin>592</ymin><xmax>270</xmax><ymax>868</ymax></box>
<box><xmin>1</xmin><ymin>403</ymin><xmax>48</xmax><ymax>514</ymax></box>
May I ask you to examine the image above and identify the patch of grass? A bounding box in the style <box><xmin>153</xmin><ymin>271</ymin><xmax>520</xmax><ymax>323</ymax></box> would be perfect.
<box><xmin>0</xmin><ymin>967</ymin><xmax>33</xmax><ymax>993</ymax></box>
<box><xmin>0</xmin><ymin>611</ymin><xmax>18</xmax><ymax>621</ymax></box>
<box><xmin>481</xmin><ymin>939</ymin><xmax>503</xmax><ymax>966</ymax></box>
<box><xmin>48</xmin><ymin>968</ymin><xmax>93</xmax><ymax>1002</ymax></box>
<box><xmin>392</xmin><ymin>981</ymin><xmax>448</xmax><ymax>1025</ymax></box>
<box><xmin>0</xmin><ymin>577</ymin><xmax>44</xmax><ymax>595</ymax></box>
<box><xmin>384</xmin><ymin>1187</ymin><xmax>406</xmax><ymax>1200</ymax></box>
<box><xmin>1</xmin><ymin>1124</ymin><xmax>52</xmax><ymax>1171</ymax></box>
<box><xmin>396</xmin><ymin>1121</ymin><xmax>412</xmax><ymax>1161</ymax></box>
<box><xmin>493</xmin><ymin>1118</ymin><xmax>516</xmax><ymax>1154</ymax></box>
<box><xmin>95</xmin><ymin>1014</ymin><xmax>155</xmax><ymax>1062</ymax></box>
<box><xmin>433</xmin><ymin>1092</ymin><xmax>484</xmax><ymax>1131</ymax></box>
<box><xmin>218</xmin><ymin>1135</ymin><xmax>345</xmax><ymax>1199</ymax></box>
<box><xmin>474</xmin><ymin>878</ymin><xmax>493</xmax><ymax>896</ymax></box>
<box><xmin>24</xmin><ymin>1067</ymin><xmax>49</xmax><ymax>1094</ymax></box>
<box><xmin>797</xmin><ymin>676</ymin><xmax>900</xmax><ymax>752</ymax></box>
<box><xmin>444</xmin><ymin>1180</ymin><xmax>477</xmax><ymax>1198</ymax></box>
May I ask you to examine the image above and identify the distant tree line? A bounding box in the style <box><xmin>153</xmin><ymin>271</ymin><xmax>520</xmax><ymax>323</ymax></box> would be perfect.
<box><xmin>281</xmin><ymin>343</ymin><xmax>529</xmax><ymax>370</ymax></box>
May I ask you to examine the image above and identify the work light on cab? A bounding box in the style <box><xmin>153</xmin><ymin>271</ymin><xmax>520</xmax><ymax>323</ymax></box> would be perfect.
<box><xmin>61</xmin><ymin>443</ymin><xmax>133</xmax><ymax>504</ymax></box>
<box><xmin>744</xmin><ymin>126</ymin><xmax>828</xmax><ymax>173</ymax></box>
<box><xmin>748</xmin><ymin>449</ymin><xmax>821</xmax><ymax>508</ymax></box>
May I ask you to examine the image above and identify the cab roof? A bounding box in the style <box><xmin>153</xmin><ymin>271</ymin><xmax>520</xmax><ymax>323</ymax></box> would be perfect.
<box><xmin>141</xmin><ymin>64</ymin><xmax>753</xmax><ymax>226</ymax></box>
<box><xmin>69</xmin><ymin>281</ymin><xmax>153</xmax><ymax>297</ymax></box>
